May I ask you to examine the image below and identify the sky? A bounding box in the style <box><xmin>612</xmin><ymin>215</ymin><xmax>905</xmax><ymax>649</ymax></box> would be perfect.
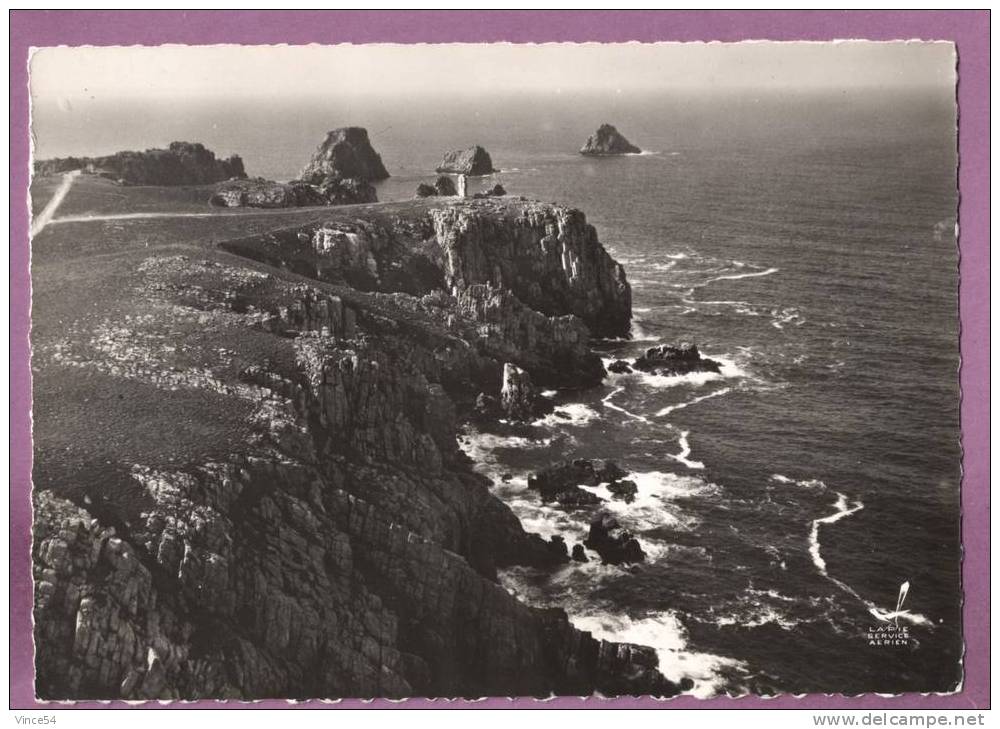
<box><xmin>30</xmin><ymin>41</ymin><xmax>955</xmax><ymax>103</ymax></box>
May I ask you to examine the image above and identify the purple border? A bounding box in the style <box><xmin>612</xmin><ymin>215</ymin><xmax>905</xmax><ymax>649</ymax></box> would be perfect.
<box><xmin>9</xmin><ymin>10</ymin><xmax>989</xmax><ymax>711</ymax></box>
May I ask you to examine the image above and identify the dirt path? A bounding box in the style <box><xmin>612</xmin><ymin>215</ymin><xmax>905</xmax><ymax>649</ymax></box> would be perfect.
<box><xmin>30</xmin><ymin>170</ymin><xmax>81</xmax><ymax>237</ymax></box>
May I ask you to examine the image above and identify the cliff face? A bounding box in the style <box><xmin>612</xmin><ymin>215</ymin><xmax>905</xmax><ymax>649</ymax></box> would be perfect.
<box><xmin>300</xmin><ymin>127</ymin><xmax>390</xmax><ymax>184</ymax></box>
<box><xmin>34</xmin><ymin>142</ymin><xmax>246</xmax><ymax>185</ymax></box>
<box><xmin>431</xmin><ymin>200</ymin><xmax>632</xmax><ymax>338</ymax></box>
<box><xmin>30</xmin><ymin>197</ymin><xmax>663</xmax><ymax>700</ymax></box>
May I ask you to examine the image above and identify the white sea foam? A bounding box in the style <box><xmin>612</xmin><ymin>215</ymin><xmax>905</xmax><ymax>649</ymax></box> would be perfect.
<box><xmin>458</xmin><ymin>430</ymin><xmax>553</xmax><ymax>474</ymax></box>
<box><xmin>578</xmin><ymin>470</ymin><xmax>712</xmax><ymax>538</ymax></box>
<box><xmin>702</xmin><ymin>266</ymin><xmax>779</xmax><ymax>286</ymax></box>
<box><xmin>532</xmin><ymin>403</ymin><xmax>602</xmax><ymax>428</ymax></box>
<box><xmin>771</xmin><ymin>307</ymin><xmax>806</xmax><ymax>330</ymax></box>
<box><xmin>570</xmin><ymin>612</ymin><xmax>745</xmax><ymax>698</ymax></box>
<box><xmin>666</xmin><ymin>252</ymin><xmax>689</xmax><ymax>260</ymax></box>
<box><xmin>629</xmin><ymin>320</ymin><xmax>660</xmax><ymax>342</ymax></box>
<box><xmin>656</xmin><ymin>387</ymin><xmax>733</xmax><ymax>417</ymax></box>
<box><xmin>606</xmin><ymin>353</ymin><xmax>748</xmax><ymax>390</ymax></box>
<box><xmin>770</xmin><ymin>474</ymin><xmax>826</xmax><ymax>490</ymax></box>
<box><xmin>601</xmin><ymin>386</ymin><xmax>653</xmax><ymax>423</ymax></box>
<box><xmin>809</xmin><ymin>493</ymin><xmax>933</xmax><ymax>628</ymax></box>
<box><xmin>669</xmin><ymin>430</ymin><xmax>704</xmax><ymax>470</ymax></box>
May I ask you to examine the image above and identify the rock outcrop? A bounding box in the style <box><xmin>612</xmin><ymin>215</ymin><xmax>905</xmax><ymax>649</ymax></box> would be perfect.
<box><xmin>430</xmin><ymin>200</ymin><xmax>632</xmax><ymax>338</ymax></box>
<box><xmin>436</xmin><ymin>146</ymin><xmax>496</xmax><ymax>176</ymax></box>
<box><xmin>499</xmin><ymin>363</ymin><xmax>553</xmax><ymax>422</ymax></box>
<box><xmin>415</xmin><ymin>176</ymin><xmax>459</xmax><ymax>198</ymax></box>
<box><xmin>528</xmin><ymin>460</ymin><xmax>635</xmax><ymax>507</ymax></box>
<box><xmin>585</xmin><ymin>512</ymin><xmax>646</xmax><ymax>565</ymax></box>
<box><xmin>30</xmin><ymin>194</ymin><xmax>676</xmax><ymax>700</ymax></box>
<box><xmin>299</xmin><ymin>127</ymin><xmax>390</xmax><ymax>184</ymax></box>
<box><xmin>34</xmin><ymin>142</ymin><xmax>246</xmax><ymax>185</ymax></box>
<box><xmin>632</xmin><ymin>342</ymin><xmax>721</xmax><ymax>376</ymax></box>
<box><xmin>211</xmin><ymin>177</ymin><xmax>377</xmax><ymax>208</ymax></box>
<box><xmin>580</xmin><ymin>124</ymin><xmax>642</xmax><ymax>156</ymax></box>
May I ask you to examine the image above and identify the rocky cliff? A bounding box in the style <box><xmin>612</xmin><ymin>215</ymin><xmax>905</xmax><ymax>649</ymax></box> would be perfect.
<box><xmin>34</xmin><ymin>142</ymin><xmax>246</xmax><ymax>185</ymax></box>
<box><xmin>580</xmin><ymin>125</ymin><xmax>642</xmax><ymax>156</ymax></box>
<box><xmin>30</xmin><ymin>196</ymin><xmax>667</xmax><ymax>701</ymax></box>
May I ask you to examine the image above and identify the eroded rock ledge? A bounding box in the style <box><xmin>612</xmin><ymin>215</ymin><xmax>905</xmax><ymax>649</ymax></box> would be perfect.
<box><xmin>30</xmin><ymin>198</ymin><xmax>676</xmax><ymax>701</ymax></box>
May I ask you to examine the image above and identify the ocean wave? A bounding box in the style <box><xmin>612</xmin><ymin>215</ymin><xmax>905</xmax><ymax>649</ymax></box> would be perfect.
<box><xmin>656</xmin><ymin>387</ymin><xmax>733</xmax><ymax>418</ymax></box>
<box><xmin>702</xmin><ymin>266</ymin><xmax>779</xmax><ymax>286</ymax></box>
<box><xmin>458</xmin><ymin>429</ymin><xmax>553</xmax><ymax>473</ymax></box>
<box><xmin>668</xmin><ymin>429</ymin><xmax>704</xmax><ymax>470</ymax></box>
<box><xmin>532</xmin><ymin>403</ymin><xmax>602</xmax><ymax>428</ymax></box>
<box><xmin>601</xmin><ymin>386</ymin><xmax>653</xmax><ymax>423</ymax></box>
<box><xmin>570</xmin><ymin>611</ymin><xmax>746</xmax><ymax>698</ymax></box>
<box><xmin>579</xmin><ymin>470</ymin><xmax>712</xmax><ymax>537</ymax></box>
<box><xmin>809</xmin><ymin>493</ymin><xmax>933</xmax><ymax>629</ymax></box>
<box><xmin>604</xmin><ymin>353</ymin><xmax>749</xmax><ymax>390</ymax></box>
<box><xmin>770</xmin><ymin>474</ymin><xmax>827</xmax><ymax>490</ymax></box>
<box><xmin>771</xmin><ymin>307</ymin><xmax>806</xmax><ymax>330</ymax></box>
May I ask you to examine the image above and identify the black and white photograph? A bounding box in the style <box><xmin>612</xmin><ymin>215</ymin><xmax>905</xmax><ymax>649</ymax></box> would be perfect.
<box><xmin>27</xmin><ymin>40</ymin><xmax>961</xmax><ymax>701</ymax></box>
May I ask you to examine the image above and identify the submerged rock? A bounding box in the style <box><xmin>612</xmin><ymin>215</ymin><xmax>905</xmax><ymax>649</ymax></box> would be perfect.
<box><xmin>607</xmin><ymin>359</ymin><xmax>633</xmax><ymax>374</ymax></box>
<box><xmin>632</xmin><ymin>342</ymin><xmax>722</xmax><ymax>376</ymax></box>
<box><xmin>300</xmin><ymin>127</ymin><xmax>390</xmax><ymax>184</ymax></box>
<box><xmin>585</xmin><ymin>512</ymin><xmax>646</xmax><ymax>564</ymax></box>
<box><xmin>580</xmin><ymin>124</ymin><xmax>642</xmax><ymax>156</ymax></box>
<box><xmin>527</xmin><ymin>459</ymin><xmax>633</xmax><ymax>507</ymax></box>
<box><xmin>35</xmin><ymin>141</ymin><xmax>246</xmax><ymax>186</ymax></box>
<box><xmin>436</xmin><ymin>145</ymin><xmax>496</xmax><ymax>176</ymax></box>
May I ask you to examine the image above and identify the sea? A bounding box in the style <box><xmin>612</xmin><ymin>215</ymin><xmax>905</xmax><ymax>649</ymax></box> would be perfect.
<box><xmin>33</xmin><ymin>86</ymin><xmax>961</xmax><ymax>696</ymax></box>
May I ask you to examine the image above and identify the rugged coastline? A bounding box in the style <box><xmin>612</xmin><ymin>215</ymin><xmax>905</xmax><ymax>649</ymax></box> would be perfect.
<box><xmin>30</xmin><ymin>178</ymin><xmax>688</xmax><ymax>700</ymax></box>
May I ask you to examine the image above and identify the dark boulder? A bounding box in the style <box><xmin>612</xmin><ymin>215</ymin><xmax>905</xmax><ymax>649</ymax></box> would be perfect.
<box><xmin>436</xmin><ymin>145</ymin><xmax>496</xmax><ymax>176</ymax></box>
<box><xmin>415</xmin><ymin>183</ymin><xmax>438</xmax><ymax>198</ymax></box>
<box><xmin>472</xmin><ymin>182</ymin><xmax>508</xmax><ymax>200</ymax></box>
<box><xmin>580</xmin><ymin>124</ymin><xmax>642</xmax><ymax>156</ymax></box>
<box><xmin>584</xmin><ymin>512</ymin><xmax>646</xmax><ymax>565</ymax></box>
<box><xmin>317</xmin><ymin>175</ymin><xmax>377</xmax><ymax>205</ymax></box>
<box><xmin>607</xmin><ymin>479</ymin><xmax>638</xmax><ymax>503</ymax></box>
<box><xmin>632</xmin><ymin>342</ymin><xmax>722</xmax><ymax>376</ymax></box>
<box><xmin>434</xmin><ymin>175</ymin><xmax>458</xmax><ymax>196</ymax></box>
<box><xmin>300</xmin><ymin>127</ymin><xmax>389</xmax><ymax>184</ymax></box>
<box><xmin>571</xmin><ymin>544</ymin><xmax>589</xmax><ymax>563</ymax></box>
<box><xmin>607</xmin><ymin>359</ymin><xmax>633</xmax><ymax>374</ymax></box>
<box><xmin>527</xmin><ymin>459</ymin><xmax>632</xmax><ymax>508</ymax></box>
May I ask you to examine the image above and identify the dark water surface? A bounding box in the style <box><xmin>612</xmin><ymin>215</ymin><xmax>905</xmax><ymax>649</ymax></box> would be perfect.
<box><xmin>34</xmin><ymin>88</ymin><xmax>961</xmax><ymax>696</ymax></box>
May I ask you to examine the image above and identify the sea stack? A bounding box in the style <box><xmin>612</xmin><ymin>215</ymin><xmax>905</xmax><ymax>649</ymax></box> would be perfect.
<box><xmin>579</xmin><ymin>124</ymin><xmax>642</xmax><ymax>156</ymax></box>
<box><xmin>436</xmin><ymin>145</ymin><xmax>496</xmax><ymax>176</ymax></box>
<box><xmin>299</xmin><ymin>127</ymin><xmax>390</xmax><ymax>183</ymax></box>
